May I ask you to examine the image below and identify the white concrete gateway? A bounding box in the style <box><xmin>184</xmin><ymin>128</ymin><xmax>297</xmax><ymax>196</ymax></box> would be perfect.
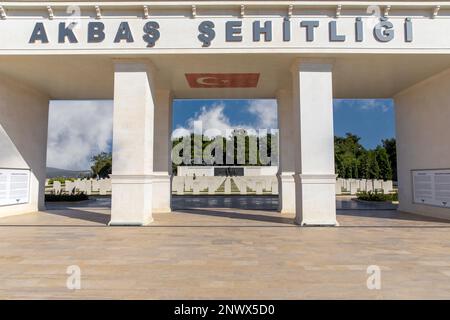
<box><xmin>1</xmin><ymin>0</ymin><xmax>450</xmax><ymax>225</ymax></box>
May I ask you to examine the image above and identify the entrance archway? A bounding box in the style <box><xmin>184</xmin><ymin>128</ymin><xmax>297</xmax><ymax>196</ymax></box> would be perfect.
<box><xmin>169</xmin><ymin>98</ymin><xmax>280</xmax><ymax>212</ymax></box>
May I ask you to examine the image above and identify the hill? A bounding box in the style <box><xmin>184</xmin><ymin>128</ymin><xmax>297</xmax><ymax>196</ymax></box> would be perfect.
<box><xmin>46</xmin><ymin>167</ymin><xmax>91</xmax><ymax>179</ymax></box>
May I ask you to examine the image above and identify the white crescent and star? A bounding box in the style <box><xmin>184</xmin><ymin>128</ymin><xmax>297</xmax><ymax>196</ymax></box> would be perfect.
<box><xmin>196</xmin><ymin>76</ymin><xmax>230</xmax><ymax>86</ymax></box>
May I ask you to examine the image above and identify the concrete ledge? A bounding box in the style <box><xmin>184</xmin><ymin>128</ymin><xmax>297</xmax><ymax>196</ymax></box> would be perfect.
<box><xmin>298</xmin><ymin>220</ymin><xmax>340</xmax><ymax>227</ymax></box>
<box><xmin>108</xmin><ymin>219</ymin><xmax>153</xmax><ymax>226</ymax></box>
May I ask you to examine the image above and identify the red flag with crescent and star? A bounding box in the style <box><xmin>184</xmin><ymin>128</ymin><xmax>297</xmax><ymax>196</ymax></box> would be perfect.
<box><xmin>185</xmin><ymin>73</ymin><xmax>260</xmax><ymax>88</ymax></box>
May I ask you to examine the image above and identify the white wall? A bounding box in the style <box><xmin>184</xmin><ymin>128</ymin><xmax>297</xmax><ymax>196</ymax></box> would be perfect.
<box><xmin>395</xmin><ymin>68</ymin><xmax>450</xmax><ymax>221</ymax></box>
<box><xmin>0</xmin><ymin>77</ymin><xmax>49</xmax><ymax>218</ymax></box>
<box><xmin>1</xmin><ymin>9</ymin><xmax>448</xmax><ymax>53</ymax></box>
<box><xmin>177</xmin><ymin>166</ymin><xmax>214</xmax><ymax>177</ymax></box>
<box><xmin>244</xmin><ymin>166</ymin><xmax>278</xmax><ymax>176</ymax></box>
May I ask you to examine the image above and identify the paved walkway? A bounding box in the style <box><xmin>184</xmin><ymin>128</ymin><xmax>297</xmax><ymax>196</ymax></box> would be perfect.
<box><xmin>0</xmin><ymin>202</ymin><xmax>449</xmax><ymax>299</ymax></box>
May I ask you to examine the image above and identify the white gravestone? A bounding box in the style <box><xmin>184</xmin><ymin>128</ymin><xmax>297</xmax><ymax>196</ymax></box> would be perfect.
<box><xmin>53</xmin><ymin>181</ymin><xmax>62</xmax><ymax>194</ymax></box>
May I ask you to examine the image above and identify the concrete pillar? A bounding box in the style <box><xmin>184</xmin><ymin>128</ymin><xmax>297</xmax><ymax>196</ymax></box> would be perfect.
<box><xmin>0</xmin><ymin>77</ymin><xmax>49</xmax><ymax>218</ymax></box>
<box><xmin>276</xmin><ymin>88</ymin><xmax>296</xmax><ymax>214</ymax></box>
<box><xmin>152</xmin><ymin>89</ymin><xmax>172</xmax><ymax>213</ymax></box>
<box><xmin>109</xmin><ymin>60</ymin><xmax>156</xmax><ymax>226</ymax></box>
<box><xmin>291</xmin><ymin>59</ymin><xmax>338</xmax><ymax>226</ymax></box>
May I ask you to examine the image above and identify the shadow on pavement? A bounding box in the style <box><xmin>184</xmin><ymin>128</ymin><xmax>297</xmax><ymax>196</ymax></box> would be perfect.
<box><xmin>176</xmin><ymin>208</ymin><xmax>294</xmax><ymax>225</ymax></box>
<box><xmin>44</xmin><ymin>208</ymin><xmax>110</xmax><ymax>225</ymax></box>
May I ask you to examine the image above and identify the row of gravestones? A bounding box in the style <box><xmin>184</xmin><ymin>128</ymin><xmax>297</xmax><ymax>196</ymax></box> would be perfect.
<box><xmin>172</xmin><ymin>176</ymin><xmax>226</xmax><ymax>195</ymax></box>
<box><xmin>336</xmin><ymin>178</ymin><xmax>393</xmax><ymax>195</ymax></box>
<box><xmin>171</xmin><ymin>176</ymin><xmax>279</xmax><ymax>195</ymax></box>
<box><xmin>45</xmin><ymin>177</ymin><xmax>393</xmax><ymax>196</ymax></box>
<box><xmin>233</xmin><ymin>176</ymin><xmax>278</xmax><ymax>195</ymax></box>
<box><xmin>172</xmin><ymin>176</ymin><xmax>393</xmax><ymax>196</ymax></box>
<box><xmin>45</xmin><ymin>178</ymin><xmax>112</xmax><ymax>195</ymax></box>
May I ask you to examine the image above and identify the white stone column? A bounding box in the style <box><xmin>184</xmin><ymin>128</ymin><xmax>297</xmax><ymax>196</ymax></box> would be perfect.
<box><xmin>291</xmin><ymin>59</ymin><xmax>338</xmax><ymax>226</ymax></box>
<box><xmin>152</xmin><ymin>89</ymin><xmax>172</xmax><ymax>213</ymax></box>
<box><xmin>109</xmin><ymin>60</ymin><xmax>156</xmax><ymax>226</ymax></box>
<box><xmin>276</xmin><ymin>88</ymin><xmax>296</xmax><ymax>214</ymax></box>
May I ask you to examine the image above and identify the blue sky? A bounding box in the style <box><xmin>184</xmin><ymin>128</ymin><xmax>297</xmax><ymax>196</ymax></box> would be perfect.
<box><xmin>48</xmin><ymin>98</ymin><xmax>395</xmax><ymax>170</ymax></box>
<box><xmin>173</xmin><ymin>99</ymin><xmax>268</xmax><ymax>129</ymax></box>
<box><xmin>173</xmin><ymin>98</ymin><xmax>395</xmax><ymax>149</ymax></box>
<box><xmin>333</xmin><ymin>99</ymin><xmax>395</xmax><ymax>148</ymax></box>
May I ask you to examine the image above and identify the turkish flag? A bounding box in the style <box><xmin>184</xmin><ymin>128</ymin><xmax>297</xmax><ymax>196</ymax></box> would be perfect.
<box><xmin>185</xmin><ymin>73</ymin><xmax>260</xmax><ymax>88</ymax></box>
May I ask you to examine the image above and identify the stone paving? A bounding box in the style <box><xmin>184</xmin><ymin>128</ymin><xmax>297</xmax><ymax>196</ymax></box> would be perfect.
<box><xmin>0</xmin><ymin>200</ymin><xmax>450</xmax><ymax>299</ymax></box>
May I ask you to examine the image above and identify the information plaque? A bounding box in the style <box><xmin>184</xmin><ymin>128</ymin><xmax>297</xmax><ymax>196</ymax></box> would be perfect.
<box><xmin>0</xmin><ymin>169</ymin><xmax>30</xmax><ymax>206</ymax></box>
<box><xmin>412</xmin><ymin>169</ymin><xmax>450</xmax><ymax>208</ymax></box>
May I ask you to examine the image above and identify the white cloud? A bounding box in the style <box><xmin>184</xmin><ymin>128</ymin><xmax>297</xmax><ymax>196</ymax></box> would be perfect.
<box><xmin>172</xmin><ymin>103</ymin><xmax>237</xmax><ymax>139</ymax></box>
<box><xmin>190</xmin><ymin>103</ymin><xmax>234</xmax><ymax>133</ymax></box>
<box><xmin>359</xmin><ymin>99</ymin><xmax>390</xmax><ymax>112</ymax></box>
<box><xmin>247</xmin><ymin>99</ymin><xmax>278</xmax><ymax>128</ymax></box>
<box><xmin>334</xmin><ymin>99</ymin><xmax>392</xmax><ymax>113</ymax></box>
<box><xmin>171</xmin><ymin>127</ymin><xmax>191</xmax><ymax>140</ymax></box>
<box><xmin>47</xmin><ymin>100</ymin><xmax>113</xmax><ymax>170</ymax></box>
<box><xmin>171</xmin><ymin>100</ymin><xmax>278</xmax><ymax>140</ymax></box>
<box><xmin>46</xmin><ymin>99</ymin><xmax>279</xmax><ymax>169</ymax></box>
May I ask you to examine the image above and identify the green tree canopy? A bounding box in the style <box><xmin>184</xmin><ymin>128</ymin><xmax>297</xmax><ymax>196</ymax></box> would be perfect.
<box><xmin>91</xmin><ymin>152</ymin><xmax>112</xmax><ymax>178</ymax></box>
<box><xmin>375</xmin><ymin>146</ymin><xmax>393</xmax><ymax>181</ymax></box>
<box><xmin>135</xmin><ymin>131</ymin><xmax>397</xmax><ymax>181</ymax></box>
<box><xmin>334</xmin><ymin>133</ymin><xmax>365</xmax><ymax>179</ymax></box>
<box><xmin>382</xmin><ymin>138</ymin><xmax>397</xmax><ymax>181</ymax></box>
<box><xmin>334</xmin><ymin>133</ymin><xmax>396</xmax><ymax>181</ymax></box>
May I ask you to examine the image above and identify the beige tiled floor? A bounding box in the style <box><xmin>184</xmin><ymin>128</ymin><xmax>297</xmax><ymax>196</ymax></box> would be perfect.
<box><xmin>0</xmin><ymin>206</ymin><xmax>450</xmax><ymax>299</ymax></box>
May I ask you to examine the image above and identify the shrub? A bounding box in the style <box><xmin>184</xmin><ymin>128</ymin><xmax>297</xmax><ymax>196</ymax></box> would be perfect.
<box><xmin>385</xmin><ymin>192</ymin><xmax>398</xmax><ymax>202</ymax></box>
<box><xmin>357</xmin><ymin>190</ymin><xmax>398</xmax><ymax>202</ymax></box>
<box><xmin>48</xmin><ymin>177</ymin><xmax>75</xmax><ymax>185</ymax></box>
<box><xmin>45</xmin><ymin>192</ymin><xmax>88</xmax><ymax>202</ymax></box>
<box><xmin>357</xmin><ymin>190</ymin><xmax>385</xmax><ymax>201</ymax></box>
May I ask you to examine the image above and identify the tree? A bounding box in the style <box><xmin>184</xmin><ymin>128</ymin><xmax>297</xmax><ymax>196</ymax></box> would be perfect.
<box><xmin>334</xmin><ymin>133</ymin><xmax>365</xmax><ymax>179</ymax></box>
<box><xmin>358</xmin><ymin>151</ymin><xmax>370</xmax><ymax>179</ymax></box>
<box><xmin>335</xmin><ymin>153</ymin><xmax>345</xmax><ymax>178</ymax></box>
<box><xmin>375</xmin><ymin>146</ymin><xmax>392</xmax><ymax>180</ymax></box>
<box><xmin>333</xmin><ymin>133</ymin><xmax>396</xmax><ymax>182</ymax></box>
<box><xmin>367</xmin><ymin>151</ymin><xmax>380</xmax><ymax>180</ymax></box>
<box><xmin>91</xmin><ymin>152</ymin><xmax>112</xmax><ymax>178</ymax></box>
<box><xmin>171</xmin><ymin>131</ymin><xmax>395</xmax><ymax>182</ymax></box>
<box><xmin>382</xmin><ymin>138</ymin><xmax>397</xmax><ymax>181</ymax></box>
<box><xmin>172</xmin><ymin>131</ymin><xmax>279</xmax><ymax>170</ymax></box>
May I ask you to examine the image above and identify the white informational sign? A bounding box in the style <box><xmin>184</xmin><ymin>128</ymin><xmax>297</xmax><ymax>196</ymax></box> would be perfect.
<box><xmin>412</xmin><ymin>169</ymin><xmax>450</xmax><ymax>208</ymax></box>
<box><xmin>0</xmin><ymin>169</ymin><xmax>31</xmax><ymax>206</ymax></box>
